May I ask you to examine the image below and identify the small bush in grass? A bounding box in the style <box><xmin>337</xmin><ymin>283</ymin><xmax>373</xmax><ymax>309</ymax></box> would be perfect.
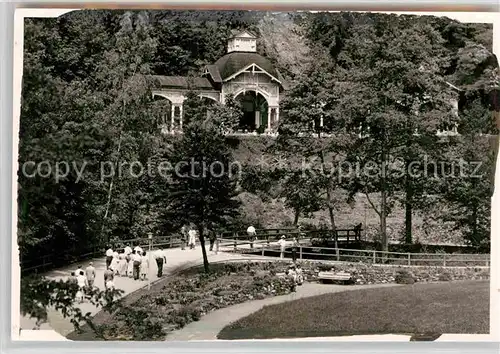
<box><xmin>395</xmin><ymin>270</ymin><xmax>416</xmax><ymax>284</ymax></box>
<box><xmin>438</xmin><ymin>272</ymin><xmax>453</xmax><ymax>281</ymax></box>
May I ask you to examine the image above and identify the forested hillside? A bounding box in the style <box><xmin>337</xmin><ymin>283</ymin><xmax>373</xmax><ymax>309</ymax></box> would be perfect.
<box><xmin>19</xmin><ymin>10</ymin><xmax>498</xmax><ymax>268</ymax></box>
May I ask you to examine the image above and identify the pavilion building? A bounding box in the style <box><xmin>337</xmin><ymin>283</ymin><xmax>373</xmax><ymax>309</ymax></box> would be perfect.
<box><xmin>152</xmin><ymin>30</ymin><xmax>287</xmax><ymax>134</ymax></box>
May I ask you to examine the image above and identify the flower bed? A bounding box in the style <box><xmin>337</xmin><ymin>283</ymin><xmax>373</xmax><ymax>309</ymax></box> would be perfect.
<box><xmin>76</xmin><ymin>263</ymin><xmax>296</xmax><ymax>340</ymax></box>
<box><xmin>68</xmin><ymin>261</ymin><xmax>488</xmax><ymax>341</ymax></box>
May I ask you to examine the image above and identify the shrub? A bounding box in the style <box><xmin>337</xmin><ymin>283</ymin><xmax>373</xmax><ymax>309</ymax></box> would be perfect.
<box><xmin>438</xmin><ymin>272</ymin><xmax>453</xmax><ymax>281</ymax></box>
<box><xmin>395</xmin><ymin>270</ymin><xmax>416</xmax><ymax>284</ymax></box>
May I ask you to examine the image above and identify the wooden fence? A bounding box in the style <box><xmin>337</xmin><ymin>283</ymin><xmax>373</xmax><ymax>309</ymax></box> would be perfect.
<box><xmin>216</xmin><ymin>238</ymin><xmax>490</xmax><ymax>267</ymax></box>
<box><xmin>21</xmin><ymin>235</ymin><xmax>183</xmax><ymax>274</ymax></box>
<box><xmin>221</xmin><ymin>227</ymin><xmax>363</xmax><ymax>243</ymax></box>
<box><xmin>21</xmin><ymin>232</ymin><xmax>490</xmax><ymax>274</ymax></box>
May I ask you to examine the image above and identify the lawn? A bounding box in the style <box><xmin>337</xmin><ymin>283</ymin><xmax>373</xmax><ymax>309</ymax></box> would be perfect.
<box><xmin>217</xmin><ymin>280</ymin><xmax>489</xmax><ymax>339</ymax></box>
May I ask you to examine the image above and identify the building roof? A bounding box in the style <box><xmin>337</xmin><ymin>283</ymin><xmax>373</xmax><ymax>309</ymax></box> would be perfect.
<box><xmin>152</xmin><ymin>75</ymin><xmax>215</xmax><ymax>90</ymax></box>
<box><xmin>213</xmin><ymin>52</ymin><xmax>280</xmax><ymax>81</ymax></box>
<box><xmin>229</xmin><ymin>29</ymin><xmax>257</xmax><ymax>39</ymax></box>
<box><xmin>205</xmin><ymin>65</ymin><xmax>222</xmax><ymax>83</ymax></box>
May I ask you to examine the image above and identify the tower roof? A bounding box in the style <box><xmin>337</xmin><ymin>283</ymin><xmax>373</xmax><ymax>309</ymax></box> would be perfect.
<box><xmin>213</xmin><ymin>52</ymin><xmax>280</xmax><ymax>81</ymax></box>
<box><xmin>229</xmin><ymin>29</ymin><xmax>258</xmax><ymax>39</ymax></box>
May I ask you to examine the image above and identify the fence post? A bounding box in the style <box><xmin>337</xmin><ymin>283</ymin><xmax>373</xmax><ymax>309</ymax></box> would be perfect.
<box><xmin>300</xmin><ymin>246</ymin><xmax>303</xmax><ymax>260</ymax></box>
<box><xmin>170</xmin><ymin>236</ymin><xmax>173</xmax><ymax>248</ymax></box>
<box><xmin>234</xmin><ymin>240</ymin><xmax>237</xmax><ymax>251</ymax></box>
<box><xmin>261</xmin><ymin>244</ymin><xmax>265</xmax><ymax>256</ymax></box>
<box><xmin>373</xmin><ymin>250</ymin><xmax>376</xmax><ymax>264</ymax></box>
<box><xmin>443</xmin><ymin>255</ymin><xmax>446</xmax><ymax>267</ymax></box>
<box><xmin>407</xmin><ymin>253</ymin><xmax>411</xmax><ymax>266</ymax></box>
<box><xmin>336</xmin><ymin>248</ymin><xmax>340</xmax><ymax>261</ymax></box>
<box><xmin>215</xmin><ymin>237</ymin><xmax>219</xmax><ymax>254</ymax></box>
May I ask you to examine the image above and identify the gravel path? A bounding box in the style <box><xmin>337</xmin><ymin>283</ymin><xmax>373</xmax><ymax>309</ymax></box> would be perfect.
<box><xmin>20</xmin><ymin>248</ymin><xmax>252</xmax><ymax>336</ymax></box>
<box><xmin>165</xmin><ymin>282</ymin><xmax>400</xmax><ymax>341</ymax></box>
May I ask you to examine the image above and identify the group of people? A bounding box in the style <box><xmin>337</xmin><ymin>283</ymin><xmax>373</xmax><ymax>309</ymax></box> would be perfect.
<box><xmin>286</xmin><ymin>263</ymin><xmax>304</xmax><ymax>292</ymax></box>
<box><xmin>277</xmin><ymin>235</ymin><xmax>300</xmax><ymax>261</ymax></box>
<box><xmin>246</xmin><ymin>225</ymin><xmax>305</xmax><ymax>291</ymax></box>
<box><xmin>179</xmin><ymin>225</ymin><xmax>217</xmax><ymax>251</ymax></box>
<box><xmin>69</xmin><ymin>262</ymin><xmax>96</xmax><ymax>303</ymax></box>
<box><xmin>68</xmin><ymin>243</ymin><xmax>169</xmax><ymax>304</ymax></box>
<box><xmin>105</xmin><ymin>244</ymin><xmax>168</xmax><ymax>281</ymax></box>
<box><xmin>105</xmin><ymin>244</ymin><xmax>149</xmax><ymax>280</ymax></box>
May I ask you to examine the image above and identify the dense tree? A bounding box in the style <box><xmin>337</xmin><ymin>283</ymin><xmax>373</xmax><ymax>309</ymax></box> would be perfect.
<box><xmin>328</xmin><ymin>15</ymin><xmax>455</xmax><ymax>251</ymax></box>
<box><xmin>17</xmin><ymin>10</ymin><xmax>497</xmax><ymax>327</ymax></box>
<box><xmin>163</xmin><ymin>101</ymin><xmax>241</xmax><ymax>272</ymax></box>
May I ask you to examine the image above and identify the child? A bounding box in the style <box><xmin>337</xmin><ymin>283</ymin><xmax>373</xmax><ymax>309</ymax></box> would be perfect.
<box><xmin>105</xmin><ymin>279</ymin><xmax>115</xmax><ymax>291</ymax></box>
<box><xmin>296</xmin><ymin>264</ymin><xmax>304</xmax><ymax>285</ymax></box>
<box><xmin>111</xmin><ymin>250</ymin><xmax>120</xmax><ymax>275</ymax></box>
<box><xmin>140</xmin><ymin>251</ymin><xmax>149</xmax><ymax>280</ymax></box>
<box><xmin>75</xmin><ymin>289</ymin><xmax>84</xmax><ymax>303</ymax></box>
<box><xmin>287</xmin><ymin>265</ymin><xmax>297</xmax><ymax>292</ymax></box>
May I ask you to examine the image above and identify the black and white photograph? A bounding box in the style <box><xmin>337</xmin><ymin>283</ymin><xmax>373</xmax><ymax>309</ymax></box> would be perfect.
<box><xmin>13</xmin><ymin>8</ymin><xmax>499</xmax><ymax>341</ymax></box>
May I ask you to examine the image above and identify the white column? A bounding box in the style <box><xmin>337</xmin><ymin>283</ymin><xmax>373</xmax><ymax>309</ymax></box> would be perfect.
<box><xmin>179</xmin><ymin>105</ymin><xmax>183</xmax><ymax>130</ymax></box>
<box><xmin>267</xmin><ymin>108</ymin><xmax>271</xmax><ymax>131</ymax></box>
<box><xmin>255</xmin><ymin>111</ymin><xmax>260</xmax><ymax>129</ymax></box>
<box><xmin>275</xmin><ymin>107</ymin><xmax>279</xmax><ymax>125</ymax></box>
<box><xmin>171</xmin><ymin>105</ymin><xmax>175</xmax><ymax>131</ymax></box>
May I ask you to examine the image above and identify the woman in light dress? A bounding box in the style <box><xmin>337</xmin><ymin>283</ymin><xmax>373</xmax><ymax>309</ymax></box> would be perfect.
<box><xmin>118</xmin><ymin>251</ymin><xmax>127</xmax><ymax>276</ymax></box>
<box><xmin>111</xmin><ymin>250</ymin><xmax>120</xmax><ymax>275</ymax></box>
<box><xmin>127</xmin><ymin>251</ymin><xmax>134</xmax><ymax>277</ymax></box>
<box><xmin>188</xmin><ymin>228</ymin><xmax>197</xmax><ymax>249</ymax></box>
<box><xmin>140</xmin><ymin>251</ymin><xmax>149</xmax><ymax>280</ymax></box>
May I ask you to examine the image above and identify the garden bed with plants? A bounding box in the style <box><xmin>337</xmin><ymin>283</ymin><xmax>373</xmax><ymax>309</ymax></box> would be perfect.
<box><xmin>67</xmin><ymin>261</ymin><xmax>489</xmax><ymax>341</ymax></box>
<box><xmin>67</xmin><ymin>262</ymin><xmax>296</xmax><ymax>341</ymax></box>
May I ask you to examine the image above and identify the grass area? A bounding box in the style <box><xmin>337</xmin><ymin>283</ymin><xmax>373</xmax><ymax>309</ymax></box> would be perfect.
<box><xmin>217</xmin><ymin>280</ymin><xmax>489</xmax><ymax>339</ymax></box>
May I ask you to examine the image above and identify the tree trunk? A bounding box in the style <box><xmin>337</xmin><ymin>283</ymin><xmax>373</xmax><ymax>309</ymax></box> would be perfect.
<box><xmin>404</xmin><ymin>160</ymin><xmax>413</xmax><ymax>244</ymax></box>
<box><xmin>198</xmin><ymin>225</ymin><xmax>210</xmax><ymax>273</ymax></box>
<box><xmin>380</xmin><ymin>133</ymin><xmax>388</xmax><ymax>260</ymax></box>
<box><xmin>100</xmin><ymin>130</ymin><xmax>123</xmax><ymax>244</ymax></box>
<box><xmin>318</xmin><ymin>147</ymin><xmax>338</xmax><ymax>260</ymax></box>
<box><xmin>293</xmin><ymin>208</ymin><xmax>300</xmax><ymax>226</ymax></box>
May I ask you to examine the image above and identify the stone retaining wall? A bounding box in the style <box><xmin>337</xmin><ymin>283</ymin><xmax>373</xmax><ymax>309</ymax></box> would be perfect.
<box><xmin>297</xmin><ymin>261</ymin><xmax>490</xmax><ymax>284</ymax></box>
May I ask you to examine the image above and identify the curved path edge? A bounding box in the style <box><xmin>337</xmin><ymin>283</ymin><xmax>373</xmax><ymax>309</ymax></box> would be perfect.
<box><xmin>165</xmin><ymin>282</ymin><xmax>400</xmax><ymax>341</ymax></box>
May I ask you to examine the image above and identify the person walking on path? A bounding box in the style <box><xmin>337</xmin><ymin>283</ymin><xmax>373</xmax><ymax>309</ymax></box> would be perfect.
<box><xmin>132</xmin><ymin>251</ymin><xmax>142</xmax><ymax>280</ymax></box>
<box><xmin>74</xmin><ymin>265</ymin><xmax>83</xmax><ymax>276</ymax></box>
<box><xmin>111</xmin><ymin>250</ymin><xmax>120</xmax><ymax>275</ymax></box>
<box><xmin>180</xmin><ymin>226</ymin><xmax>187</xmax><ymax>250</ymax></box>
<box><xmin>188</xmin><ymin>228</ymin><xmax>197</xmax><ymax>250</ymax></box>
<box><xmin>118</xmin><ymin>251</ymin><xmax>127</xmax><ymax>276</ymax></box>
<box><xmin>68</xmin><ymin>272</ymin><xmax>78</xmax><ymax>285</ymax></box>
<box><xmin>154</xmin><ymin>248</ymin><xmax>167</xmax><ymax>277</ymax></box>
<box><xmin>105</xmin><ymin>246</ymin><xmax>113</xmax><ymax>268</ymax></box>
<box><xmin>134</xmin><ymin>245</ymin><xmax>143</xmax><ymax>255</ymax></box>
<box><xmin>278</xmin><ymin>235</ymin><xmax>287</xmax><ymax>259</ymax></box>
<box><xmin>209</xmin><ymin>229</ymin><xmax>217</xmax><ymax>252</ymax></box>
<box><xmin>104</xmin><ymin>267</ymin><xmax>114</xmax><ymax>290</ymax></box>
<box><xmin>85</xmin><ymin>262</ymin><xmax>96</xmax><ymax>289</ymax></box>
<box><xmin>291</xmin><ymin>237</ymin><xmax>299</xmax><ymax>263</ymax></box>
<box><xmin>247</xmin><ymin>225</ymin><xmax>257</xmax><ymax>248</ymax></box>
<box><xmin>76</xmin><ymin>270</ymin><xmax>87</xmax><ymax>303</ymax></box>
<box><xmin>124</xmin><ymin>245</ymin><xmax>132</xmax><ymax>258</ymax></box>
<box><xmin>140</xmin><ymin>251</ymin><xmax>149</xmax><ymax>280</ymax></box>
